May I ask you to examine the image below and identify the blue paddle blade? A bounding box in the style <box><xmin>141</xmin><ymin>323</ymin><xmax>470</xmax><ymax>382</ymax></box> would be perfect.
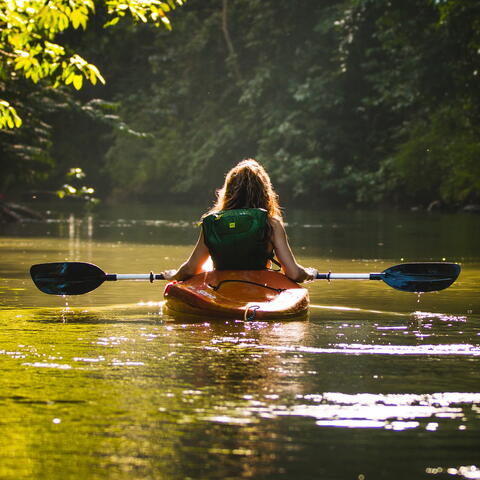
<box><xmin>381</xmin><ymin>262</ymin><xmax>461</xmax><ymax>292</ymax></box>
<box><xmin>30</xmin><ymin>262</ymin><xmax>106</xmax><ymax>295</ymax></box>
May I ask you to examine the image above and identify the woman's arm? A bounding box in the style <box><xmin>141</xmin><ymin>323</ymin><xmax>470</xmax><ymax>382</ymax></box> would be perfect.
<box><xmin>270</xmin><ymin>217</ymin><xmax>316</xmax><ymax>282</ymax></box>
<box><xmin>161</xmin><ymin>230</ymin><xmax>210</xmax><ymax>281</ymax></box>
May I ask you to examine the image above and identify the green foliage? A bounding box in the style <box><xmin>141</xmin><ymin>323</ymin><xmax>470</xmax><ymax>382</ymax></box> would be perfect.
<box><xmin>0</xmin><ymin>100</ymin><xmax>22</xmax><ymax>128</ymax></box>
<box><xmin>98</xmin><ymin>0</ymin><xmax>480</xmax><ymax>207</ymax></box>
<box><xmin>0</xmin><ymin>0</ymin><xmax>186</xmax><ymax>128</ymax></box>
<box><xmin>57</xmin><ymin>167</ymin><xmax>99</xmax><ymax>204</ymax></box>
<box><xmin>105</xmin><ymin>0</ymin><xmax>350</xmax><ymax>202</ymax></box>
<box><xmin>391</xmin><ymin>104</ymin><xmax>480</xmax><ymax>205</ymax></box>
<box><xmin>0</xmin><ymin>0</ymin><xmax>103</xmax><ymax>95</ymax></box>
<box><xmin>0</xmin><ymin>79</ymin><xmax>56</xmax><ymax>191</ymax></box>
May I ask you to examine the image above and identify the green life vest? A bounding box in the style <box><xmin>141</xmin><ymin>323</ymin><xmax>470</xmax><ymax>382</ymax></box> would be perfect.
<box><xmin>202</xmin><ymin>208</ymin><xmax>272</xmax><ymax>270</ymax></box>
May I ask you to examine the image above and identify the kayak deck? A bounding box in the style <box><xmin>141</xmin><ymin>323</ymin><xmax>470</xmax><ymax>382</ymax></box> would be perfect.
<box><xmin>163</xmin><ymin>270</ymin><xmax>309</xmax><ymax>320</ymax></box>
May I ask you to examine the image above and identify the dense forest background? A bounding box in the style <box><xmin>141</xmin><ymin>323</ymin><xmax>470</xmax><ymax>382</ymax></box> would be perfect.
<box><xmin>1</xmin><ymin>0</ymin><xmax>479</xmax><ymax>209</ymax></box>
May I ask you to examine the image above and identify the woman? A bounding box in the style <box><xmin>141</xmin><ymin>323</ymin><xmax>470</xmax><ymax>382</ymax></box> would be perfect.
<box><xmin>161</xmin><ymin>159</ymin><xmax>317</xmax><ymax>282</ymax></box>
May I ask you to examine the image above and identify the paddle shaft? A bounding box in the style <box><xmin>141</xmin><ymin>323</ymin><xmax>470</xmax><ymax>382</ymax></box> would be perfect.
<box><xmin>317</xmin><ymin>273</ymin><xmax>382</xmax><ymax>280</ymax></box>
<box><xmin>113</xmin><ymin>273</ymin><xmax>379</xmax><ymax>281</ymax></box>
<box><xmin>106</xmin><ymin>273</ymin><xmax>165</xmax><ymax>281</ymax></box>
<box><xmin>114</xmin><ymin>273</ymin><xmax>380</xmax><ymax>281</ymax></box>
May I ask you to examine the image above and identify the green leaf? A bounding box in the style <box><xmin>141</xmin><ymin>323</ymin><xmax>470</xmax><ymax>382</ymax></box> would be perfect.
<box><xmin>13</xmin><ymin>112</ymin><xmax>23</xmax><ymax>128</ymax></box>
<box><xmin>73</xmin><ymin>75</ymin><xmax>83</xmax><ymax>90</ymax></box>
<box><xmin>161</xmin><ymin>16</ymin><xmax>171</xmax><ymax>29</ymax></box>
<box><xmin>65</xmin><ymin>72</ymin><xmax>75</xmax><ymax>85</ymax></box>
<box><xmin>71</xmin><ymin>10</ymin><xmax>82</xmax><ymax>28</ymax></box>
<box><xmin>104</xmin><ymin>16</ymin><xmax>120</xmax><ymax>27</ymax></box>
<box><xmin>87</xmin><ymin>64</ymin><xmax>106</xmax><ymax>85</ymax></box>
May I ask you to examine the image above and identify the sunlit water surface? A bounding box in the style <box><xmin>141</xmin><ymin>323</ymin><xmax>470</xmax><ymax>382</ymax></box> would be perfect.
<box><xmin>1</xmin><ymin>204</ymin><xmax>479</xmax><ymax>479</ymax></box>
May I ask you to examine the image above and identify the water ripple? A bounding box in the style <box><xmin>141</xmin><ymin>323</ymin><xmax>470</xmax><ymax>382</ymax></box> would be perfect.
<box><xmin>205</xmin><ymin>391</ymin><xmax>480</xmax><ymax>431</ymax></box>
<box><xmin>237</xmin><ymin>342</ymin><xmax>480</xmax><ymax>356</ymax></box>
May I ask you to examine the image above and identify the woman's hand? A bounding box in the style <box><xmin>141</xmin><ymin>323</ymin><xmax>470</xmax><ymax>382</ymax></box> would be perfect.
<box><xmin>161</xmin><ymin>269</ymin><xmax>178</xmax><ymax>280</ymax></box>
<box><xmin>270</xmin><ymin>218</ymin><xmax>318</xmax><ymax>283</ymax></box>
<box><xmin>303</xmin><ymin>267</ymin><xmax>318</xmax><ymax>282</ymax></box>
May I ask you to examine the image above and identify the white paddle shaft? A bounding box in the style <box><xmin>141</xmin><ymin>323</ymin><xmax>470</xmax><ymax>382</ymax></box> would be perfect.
<box><xmin>110</xmin><ymin>273</ymin><xmax>166</xmax><ymax>281</ymax></box>
<box><xmin>115</xmin><ymin>274</ymin><xmax>152</xmax><ymax>280</ymax></box>
<box><xmin>113</xmin><ymin>273</ymin><xmax>377</xmax><ymax>281</ymax></box>
<box><xmin>329</xmin><ymin>273</ymin><xmax>372</xmax><ymax>280</ymax></box>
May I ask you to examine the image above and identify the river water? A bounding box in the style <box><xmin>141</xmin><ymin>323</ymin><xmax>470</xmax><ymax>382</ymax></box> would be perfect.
<box><xmin>1</xmin><ymin>203</ymin><xmax>479</xmax><ymax>480</ymax></box>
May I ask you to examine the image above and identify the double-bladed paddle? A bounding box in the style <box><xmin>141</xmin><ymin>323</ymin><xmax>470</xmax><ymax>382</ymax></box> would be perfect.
<box><xmin>30</xmin><ymin>261</ymin><xmax>461</xmax><ymax>296</ymax></box>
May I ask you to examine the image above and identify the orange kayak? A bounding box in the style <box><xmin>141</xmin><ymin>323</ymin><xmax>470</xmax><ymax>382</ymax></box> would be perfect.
<box><xmin>163</xmin><ymin>270</ymin><xmax>309</xmax><ymax>320</ymax></box>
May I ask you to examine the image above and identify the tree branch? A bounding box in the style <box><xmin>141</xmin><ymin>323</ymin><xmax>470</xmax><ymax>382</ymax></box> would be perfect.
<box><xmin>221</xmin><ymin>0</ymin><xmax>242</xmax><ymax>83</ymax></box>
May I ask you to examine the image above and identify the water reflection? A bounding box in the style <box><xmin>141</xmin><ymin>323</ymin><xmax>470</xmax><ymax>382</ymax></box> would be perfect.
<box><xmin>2</xmin><ymin>202</ymin><xmax>479</xmax><ymax>260</ymax></box>
<box><xmin>427</xmin><ymin>465</ymin><xmax>480</xmax><ymax>479</ymax></box>
<box><xmin>203</xmin><ymin>390</ymin><xmax>480</xmax><ymax>431</ymax></box>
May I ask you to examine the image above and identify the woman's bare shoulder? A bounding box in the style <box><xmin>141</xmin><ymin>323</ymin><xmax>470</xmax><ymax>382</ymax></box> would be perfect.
<box><xmin>269</xmin><ymin>215</ymin><xmax>284</xmax><ymax>227</ymax></box>
<box><xmin>269</xmin><ymin>215</ymin><xmax>285</xmax><ymax>232</ymax></box>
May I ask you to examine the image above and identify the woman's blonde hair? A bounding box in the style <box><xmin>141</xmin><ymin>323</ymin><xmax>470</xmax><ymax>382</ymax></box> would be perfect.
<box><xmin>206</xmin><ymin>159</ymin><xmax>282</xmax><ymax>219</ymax></box>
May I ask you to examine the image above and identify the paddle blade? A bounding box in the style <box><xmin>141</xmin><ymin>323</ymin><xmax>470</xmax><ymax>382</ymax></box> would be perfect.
<box><xmin>382</xmin><ymin>262</ymin><xmax>461</xmax><ymax>292</ymax></box>
<box><xmin>30</xmin><ymin>262</ymin><xmax>106</xmax><ymax>295</ymax></box>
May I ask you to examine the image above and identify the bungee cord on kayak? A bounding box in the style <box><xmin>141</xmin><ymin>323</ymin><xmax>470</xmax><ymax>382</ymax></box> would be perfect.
<box><xmin>208</xmin><ymin>279</ymin><xmax>287</xmax><ymax>293</ymax></box>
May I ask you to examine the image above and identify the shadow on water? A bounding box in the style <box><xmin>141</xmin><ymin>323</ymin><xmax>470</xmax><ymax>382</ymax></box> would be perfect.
<box><xmin>0</xmin><ymin>395</ymin><xmax>87</xmax><ymax>405</ymax></box>
<box><xmin>20</xmin><ymin>305</ymin><xmax>165</xmax><ymax>325</ymax></box>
